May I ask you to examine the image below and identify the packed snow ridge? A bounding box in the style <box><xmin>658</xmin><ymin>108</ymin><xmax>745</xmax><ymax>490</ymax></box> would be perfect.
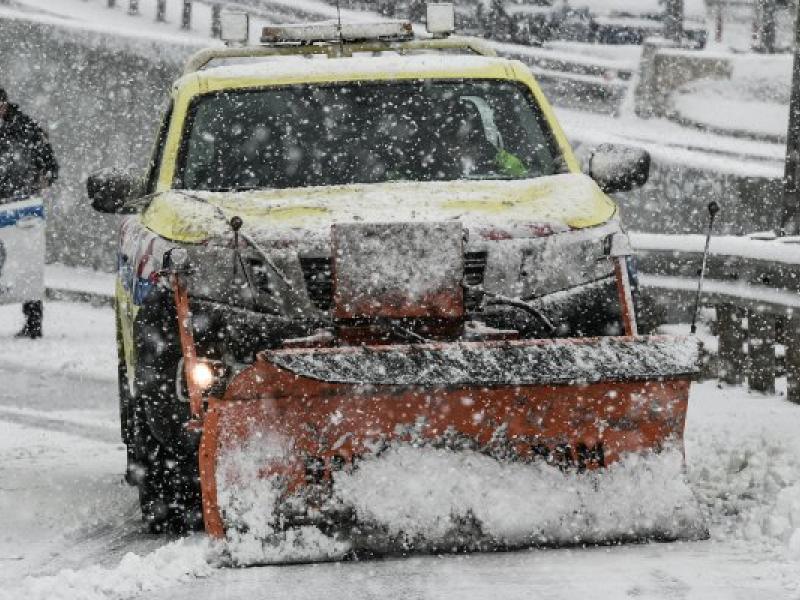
<box><xmin>216</xmin><ymin>441</ymin><xmax>706</xmax><ymax>565</ymax></box>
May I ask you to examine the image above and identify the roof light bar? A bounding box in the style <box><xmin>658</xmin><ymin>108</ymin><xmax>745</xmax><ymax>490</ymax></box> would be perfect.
<box><xmin>261</xmin><ymin>20</ymin><xmax>414</xmax><ymax>45</ymax></box>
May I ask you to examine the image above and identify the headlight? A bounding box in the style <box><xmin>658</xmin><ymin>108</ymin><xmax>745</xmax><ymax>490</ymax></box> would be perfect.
<box><xmin>190</xmin><ymin>360</ymin><xmax>217</xmax><ymax>391</ymax></box>
<box><xmin>177</xmin><ymin>358</ymin><xmax>229</xmax><ymax>401</ymax></box>
<box><xmin>519</xmin><ymin>225</ymin><xmax>622</xmax><ymax>300</ymax></box>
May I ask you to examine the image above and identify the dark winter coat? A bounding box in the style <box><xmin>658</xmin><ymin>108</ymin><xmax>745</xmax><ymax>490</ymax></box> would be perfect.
<box><xmin>0</xmin><ymin>104</ymin><xmax>58</xmax><ymax>201</ymax></box>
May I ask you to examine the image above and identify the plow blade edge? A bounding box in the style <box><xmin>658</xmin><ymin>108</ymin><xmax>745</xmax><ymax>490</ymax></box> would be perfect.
<box><xmin>199</xmin><ymin>336</ymin><xmax>700</xmax><ymax>538</ymax></box>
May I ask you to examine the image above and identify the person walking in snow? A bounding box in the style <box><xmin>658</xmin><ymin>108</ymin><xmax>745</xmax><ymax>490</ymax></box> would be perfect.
<box><xmin>0</xmin><ymin>86</ymin><xmax>58</xmax><ymax>339</ymax></box>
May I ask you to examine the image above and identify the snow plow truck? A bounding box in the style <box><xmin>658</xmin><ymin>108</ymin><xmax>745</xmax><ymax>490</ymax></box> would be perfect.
<box><xmin>88</xmin><ymin>9</ymin><xmax>700</xmax><ymax>551</ymax></box>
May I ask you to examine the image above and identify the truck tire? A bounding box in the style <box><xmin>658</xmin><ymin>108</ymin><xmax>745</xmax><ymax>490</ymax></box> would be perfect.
<box><xmin>133</xmin><ymin>405</ymin><xmax>203</xmax><ymax>533</ymax></box>
<box><xmin>131</xmin><ymin>293</ymin><xmax>203</xmax><ymax>532</ymax></box>
<box><xmin>119</xmin><ymin>361</ymin><xmax>139</xmax><ymax>486</ymax></box>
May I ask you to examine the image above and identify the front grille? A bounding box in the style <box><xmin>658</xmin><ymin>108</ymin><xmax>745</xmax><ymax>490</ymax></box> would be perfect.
<box><xmin>299</xmin><ymin>251</ymin><xmax>488</xmax><ymax>313</ymax></box>
<box><xmin>464</xmin><ymin>251</ymin><xmax>488</xmax><ymax>311</ymax></box>
<box><xmin>464</xmin><ymin>251</ymin><xmax>487</xmax><ymax>286</ymax></box>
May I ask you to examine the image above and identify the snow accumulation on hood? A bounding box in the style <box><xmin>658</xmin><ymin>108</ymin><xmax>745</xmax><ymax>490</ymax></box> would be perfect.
<box><xmin>143</xmin><ymin>174</ymin><xmax>615</xmax><ymax>247</ymax></box>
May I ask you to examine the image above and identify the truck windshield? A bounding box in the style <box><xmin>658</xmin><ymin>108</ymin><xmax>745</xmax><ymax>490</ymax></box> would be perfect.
<box><xmin>178</xmin><ymin>81</ymin><xmax>562</xmax><ymax>191</ymax></box>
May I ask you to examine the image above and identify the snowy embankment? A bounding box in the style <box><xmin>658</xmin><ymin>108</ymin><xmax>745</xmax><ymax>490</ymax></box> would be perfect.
<box><xmin>671</xmin><ymin>53</ymin><xmax>792</xmax><ymax>143</ymax></box>
<box><xmin>558</xmin><ymin>106</ymin><xmax>785</xmax><ymax>179</ymax></box>
<box><xmin>5</xmin><ymin>0</ymin><xmax>374</xmax><ymax>44</ymax></box>
<box><xmin>0</xmin><ymin>299</ymin><xmax>115</xmax><ymax>381</ymax></box>
<box><xmin>1</xmin><ymin>299</ymin><xmax>798</xmax><ymax>599</ymax></box>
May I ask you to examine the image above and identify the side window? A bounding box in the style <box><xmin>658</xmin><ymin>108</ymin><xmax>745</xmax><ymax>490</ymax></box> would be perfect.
<box><xmin>145</xmin><ymin>101</ymin><xmax>174</xmax><ymax>194</ymax></box>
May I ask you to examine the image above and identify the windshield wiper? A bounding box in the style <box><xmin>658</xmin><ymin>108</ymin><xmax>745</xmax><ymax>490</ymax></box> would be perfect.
<box><xmin>202</xmin><ymin>186</ymin><xmax>263</xmax><ymax>193</ymax></box>
<box><xmin>463</xmin><ymin>174</ymin><xmax>522</xmax><ymax>181</ymax></box>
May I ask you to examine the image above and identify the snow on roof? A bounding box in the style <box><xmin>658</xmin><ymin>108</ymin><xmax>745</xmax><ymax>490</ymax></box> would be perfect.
<box><xmin>196</xmin><ymin>53</ymin><xmax>517</xmax><ymax>87</ymax></box>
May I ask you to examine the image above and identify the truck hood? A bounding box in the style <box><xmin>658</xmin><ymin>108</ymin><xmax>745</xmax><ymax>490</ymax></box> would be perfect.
<box><xmin>142</xmin><ymin>173</ymin><xmax>616</xmax><ymax>247</ymax></box>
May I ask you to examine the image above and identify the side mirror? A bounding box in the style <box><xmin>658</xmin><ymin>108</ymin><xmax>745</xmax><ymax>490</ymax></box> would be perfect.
<box><xmin>588</xmin><ymin>144</ymin><xmax>650</xmax><ymax>194</ymax></box>
<box><xmin>87</xmin><ymin>169</ymin><xmax>144</xmax><ymax>214</ymax></box>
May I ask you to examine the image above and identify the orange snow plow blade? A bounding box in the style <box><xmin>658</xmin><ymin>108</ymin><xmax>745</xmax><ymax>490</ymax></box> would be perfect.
<box><xmin>198</xmin><ymin>335</ymin><xmax>699</xmax><ymax>539</ymax></box>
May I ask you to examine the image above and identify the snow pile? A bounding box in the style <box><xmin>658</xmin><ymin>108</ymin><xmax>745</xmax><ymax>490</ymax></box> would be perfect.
<box><xmin>689</xmin><ymin>433</ymin><xmax>800</xmax><ymax>559</ymax></box>
<box><xmin>211</xmin><ymin>432</ymin><xmax>704</xmax><ymax>561</ymax></box>
<box><xmin>6</xmin><ymin>538</ymin><xmax>214</xmax><ymax>600</ymax></box>
<box><xmin>0</xmin><ymin>301</ymin><xmax>116</xmax><ymax>381</ymax></box>
<box><xmin>683</xmin><ymin>380</ymin><xmax>800</xmax><ymax>563</ymax></box>
<box><xmin>215</xmin><ymin>432</ymin><xmax>350</xmax><ymax>566</ymax></box>
<box><xmin>672</xmin><ymin>54</ymin><xmax>792</xmax><ymax>141</ymax></box>
<box><xmin>333</xmin><ymin>445</ymin><xmax>705</xmax><ymax>549</ymax></box>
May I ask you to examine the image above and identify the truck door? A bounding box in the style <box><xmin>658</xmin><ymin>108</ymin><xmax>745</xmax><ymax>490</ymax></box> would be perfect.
<box><xmin>0</xmin><ymin>195</ymin><xmax>45</xmax><ymax>306</ymax></box>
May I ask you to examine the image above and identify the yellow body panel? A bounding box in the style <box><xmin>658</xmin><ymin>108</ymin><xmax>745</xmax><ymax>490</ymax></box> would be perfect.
<box><xmin>141</xmin><ymin>175</ymin><xmax>615</xmax><ymax>244</ymax></box>
<box><xmin>120</xmin><ymin>49</ymin><xmax>618</xmax><ymax>378</ymax></box>
<box><xmin>148</xmin><ymin>54</ymin><xmax>611</xmax><ymax>241</ymax></box>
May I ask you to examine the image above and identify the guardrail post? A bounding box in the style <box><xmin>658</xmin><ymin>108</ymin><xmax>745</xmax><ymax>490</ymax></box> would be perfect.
<box><xmin>717</xmin><ymin>304</ymin><xmax>746</xmax><ymax>385</ymax></box>
<box><xmin>156</xmin><ymin>0</ymin><xmax>166</xmax><ymax>22</ymax></box>
<box><xmin>748</xmin><ymin>311</ymin><xmax>776</xmax><ymax>393</ymax></box>
<box><xmin>211</xmin><ymin>4</ymin><xmax>222</xmax><ymax>38</ymax></box>
<box><xmin>785</xmin><ymin>316</ymin><xmax>800</xmax><ymax>404</ymax></box>
<box><xmin>181</xmin><ymin>1</ymin><xmax>192</xmax><ymax>30</ymax></box>
<box><xmin>128</xmin><ymin>0</ymin><xmax>139</xmax><ymax>16</ymax></box>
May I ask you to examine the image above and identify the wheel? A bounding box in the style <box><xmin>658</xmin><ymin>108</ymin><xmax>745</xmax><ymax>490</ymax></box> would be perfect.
<box><xmin>132</xmin><ymin>405</ymin><xmax>203</xmax><ymax>533</ymax></box>
<box><xmin>116</xmin><ymin>310</ymin><xmax>139</xmax><ymax>486</ymax></box>
<box><xmin>130</xmin><ymin>292</ymin><xmax>203</xmax><ymax>533</ymax></box>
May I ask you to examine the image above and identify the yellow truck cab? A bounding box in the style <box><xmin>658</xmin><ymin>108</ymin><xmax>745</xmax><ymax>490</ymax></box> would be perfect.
<box><xmin>88</xmin><ymin>15</ymin><xmax>651</xmax><ymax>532</ymax></box>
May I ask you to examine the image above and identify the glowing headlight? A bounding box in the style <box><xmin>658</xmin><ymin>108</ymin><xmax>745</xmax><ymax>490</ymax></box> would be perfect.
<box><xmin>177</xmin><ymin>358</ymin><xmax>228</xmax><ymax>402</ymax></box>
<box><xmin>190</xmin><ymin>361</ymin><xmax>217</xmax><ymax>391</ymax></box>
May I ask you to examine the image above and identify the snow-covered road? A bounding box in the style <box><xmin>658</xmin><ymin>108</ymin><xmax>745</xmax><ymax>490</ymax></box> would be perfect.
<box><xmin>0</xmin><ymin>303</ymin><xmax>161</xmax><ymax>592</ymax></box>
<box><xmin>1</xmin><ymin>302</ymin><xmax>799</xmax><ymax>599</ymax></box>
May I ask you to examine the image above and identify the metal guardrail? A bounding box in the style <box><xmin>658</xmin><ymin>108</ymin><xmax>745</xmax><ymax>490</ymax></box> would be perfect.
<box><xmin>100</xmin><ymin>0</ymin><xmax>633</xmax><ymax>111</ymax></box>
<box><xmin>107</xmin><ymin>0</ymin><xmax>276</xmax><ymax>37</ymax></box>
<box><xmin>633</xmin><ymin>233</ymin><xmax>800</xmax><ymax>402</ymax></box>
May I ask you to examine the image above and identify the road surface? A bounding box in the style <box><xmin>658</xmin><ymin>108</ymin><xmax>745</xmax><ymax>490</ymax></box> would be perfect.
<box><xmin>0</xmin><ymin>302</ymin><xmax>798</xmax><ymax>600</ymax></box>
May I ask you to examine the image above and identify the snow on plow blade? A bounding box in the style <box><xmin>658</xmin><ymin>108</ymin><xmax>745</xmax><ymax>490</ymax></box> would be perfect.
<box><xmin>199</xmin><ymin>335</ymin><xmax>700</xmax><ymax>551</ymax></box>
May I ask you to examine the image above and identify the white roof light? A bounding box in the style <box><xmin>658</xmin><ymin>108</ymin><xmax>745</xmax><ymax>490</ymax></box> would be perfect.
<box><xmin>221</xmin><ymin>11</ymin><xmax>249</xmax><ymax>45</ymax></box>
<box><xmin>261</xmin><ymin>20</ymin><xmax>413</xmax><ymax>44</ymax></box>
<box><xmin>426</xmin><ymin>3</ymin><xmax>456</xmax><ymax>36</ymax></box>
